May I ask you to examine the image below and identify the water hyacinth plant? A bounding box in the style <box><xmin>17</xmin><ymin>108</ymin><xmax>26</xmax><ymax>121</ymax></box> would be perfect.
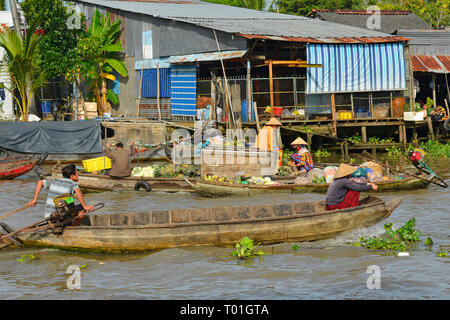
<box><xmin>231</xmin><ymin>236</ymin><xmax>268</xmax><ymax>259</ymax></box>
<box><xmin>357</xmin><ymin>218</ymin><xmax>422</xmax><ymax>252</ymax></box>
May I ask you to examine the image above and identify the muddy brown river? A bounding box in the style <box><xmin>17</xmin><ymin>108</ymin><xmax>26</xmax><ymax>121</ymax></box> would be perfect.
<box><xmin>0</xmin><ymin>156</ymin><xmax>448</xmax><ymax>300</ymax></box>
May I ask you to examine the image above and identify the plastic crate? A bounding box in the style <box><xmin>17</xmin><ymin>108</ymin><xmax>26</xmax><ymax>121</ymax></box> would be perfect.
<box><xmin>82</xmin><ymin>157</ymin><xmax>111</xmax><ymax>172</ymax></box>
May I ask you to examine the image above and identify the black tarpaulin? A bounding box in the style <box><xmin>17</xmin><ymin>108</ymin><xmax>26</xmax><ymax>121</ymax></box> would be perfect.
<box><xmin>0</xmin><ymin>120</ymin><xmax>103</xmax><ymax>154</ymax></box>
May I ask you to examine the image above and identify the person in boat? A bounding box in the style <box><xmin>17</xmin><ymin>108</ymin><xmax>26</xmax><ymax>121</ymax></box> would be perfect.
<box><xmin>254</xmin><ymin>117</ymin><xmax>283</xmax><ymax>167</ymax></box>
<box><xmin>105</xmin><ymin>141</ymin><xmax>136</xmax><ymax>179</ymax></box>
<box><xmin>289</xmin><ymin>137</ymin><xmax>314</xmax><ymax>174</ymax></box>
<box><xmin>325</xmin><ymin>163</ymin><xmax>378</xmax><ymax>211</ymax></box>
<box><xmin>26</xmin><ymin>164</ymin><xmax>94</xmax><ymax>224</ymax></box>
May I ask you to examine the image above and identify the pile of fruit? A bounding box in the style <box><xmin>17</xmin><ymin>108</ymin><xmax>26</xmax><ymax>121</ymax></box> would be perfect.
<box><xmin>202</xmin><ymin>175</ymin><xmax>234</xmax><ymax>184</ymax></box>
<box><xmin>247</xmin><ymin>176</ymin><xmax>279</xmax><ymax>185</ymax></box>
<box><xmin>312</xmin><ymin>176</ymin><xmax>326</xmax><ymax>184</ymax></box>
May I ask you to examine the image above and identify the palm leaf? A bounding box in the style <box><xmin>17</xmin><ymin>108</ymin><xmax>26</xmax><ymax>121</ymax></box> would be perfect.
<box><xmin>106</xmin><ymin>58</ymin><xmax>127</xmax><ymax>77</ymax></box>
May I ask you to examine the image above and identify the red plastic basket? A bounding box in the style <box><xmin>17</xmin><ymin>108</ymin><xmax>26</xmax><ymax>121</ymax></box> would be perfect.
<box><xmin>273</xmin><ymin>107</ymin><xmax>283</xmax><ymax>116</ymax></box>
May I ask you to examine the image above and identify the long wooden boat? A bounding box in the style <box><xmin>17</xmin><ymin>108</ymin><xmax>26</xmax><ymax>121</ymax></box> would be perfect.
<box><xmin>191</xmin><ymin>176</ymin><xmax>430</xmax><ymax>197</ymax></box>
<box><xmin>50</xmin><ymin>165</ymin><xmax>195</xmax><ymax>192</ymax></box>
<box><xmin>12</xmin><ymin>196</ymin><xmax>402</xmax><ymax>253</ymax></box>
<box><xmin>0</xmin><ymin>158</ymin><xmax>37</xmax><ymax>180</ymax></box>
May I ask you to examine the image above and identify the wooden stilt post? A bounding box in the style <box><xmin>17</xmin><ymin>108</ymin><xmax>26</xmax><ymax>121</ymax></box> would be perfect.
<box><xmin>269</xmin><ymin>60</ymin><xmax>274</xmax><ymax>115</ymax></box>
<box><xmin>361</xmin><ymin>126</ymin><xmax>367</xmax><ymax>143</ymax></box>
<box><xmin>331</xmin><ymin>93</ymin><xmax>337</xmax><ymax>137</ymax></box>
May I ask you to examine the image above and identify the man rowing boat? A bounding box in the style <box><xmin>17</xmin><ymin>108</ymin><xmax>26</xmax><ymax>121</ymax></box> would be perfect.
<box><xmin>26</xmin><ymin>164</ymin><xmax>94</xmax><ymax>225</ymax></box>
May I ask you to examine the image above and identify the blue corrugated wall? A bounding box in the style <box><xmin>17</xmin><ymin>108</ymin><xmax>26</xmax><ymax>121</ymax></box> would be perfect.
<box><xmin>170</xmin><ymin>65</ymin><xmax>197</xmax><ymax>117</ymax></box>
<box><xmin>139</xmin><ymin>68</ymin><xmax>171</xmax><ymax>98</ymax></box>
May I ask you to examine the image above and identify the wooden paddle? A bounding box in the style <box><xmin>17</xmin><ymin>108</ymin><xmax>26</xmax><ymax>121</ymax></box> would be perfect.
<box><xmin>361</xmin><ymin>150</ymin><xmax>448</xmax><ymax>188</ymax></box>
<box><xmin>0</xmin><ymin>204</ymin><xmax>30</xmax><ymax>222</ymax></box>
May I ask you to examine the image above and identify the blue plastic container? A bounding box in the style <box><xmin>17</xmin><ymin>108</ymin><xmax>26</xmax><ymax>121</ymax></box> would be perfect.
<box><xmin>41</xmin><ymin>101</ymin><xmax>52</xmax><ymax>114</ymax></box>
<box><xmin>241</xmin><ymin>100</ymin><xmax>255</xmax><ymax>122</ymax></box>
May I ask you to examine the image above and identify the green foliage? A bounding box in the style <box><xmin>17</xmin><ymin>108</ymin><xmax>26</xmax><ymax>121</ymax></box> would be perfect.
<box><xmin>0</xmin><ymin>0</ymin><xmax>5</xmax><ymax>10</ymax></box>
<box><xmin>347</xmin><ymin>134</ymin><xmax>363</xmax><ymax>144</ymax></box>
<box><xmin>313</xmin><ymin>148</ymin><xmax>331</xmax><ymax>159</ymax></box>
<box><xmin>376</xmin><ymin>0</ymin><xmax>449</xmax><ymax>29</ymax></box>
<box><xmin>21</xmin><ymin>0</ymin><xmax>86</xmax><ymax>80</ymax></box>
<box><xmin>273</xmin><ymin>0</ymin><xmax>366</xmax><ymax>17</ymax></box>
<box><xmin>276</xmin><ymin>165</ymin><xmax>292</xmax><ymax>176</ymax></box>
<box><xmin>77</xmin><ymin>9</ymin><xmax>127</xmax><ymax>113</ymax></box>
<box><xmin>292</xmin><ymin>244</ymin><xmax>299</xmax><ymax>250</ymax></box>
<box><xmin>0</xmin><ymin>29</ymin><xmax>44</xmax><ymax>121</ymax></box>
<box><xmin>203</xmin><ymin>0</ymin><xmax>267</xmax><ymax>10</ymax></box>
<box><xmin>282</xmin><ymin>149</ymin><xmax>294</xmax><ymax>165</ymax></box>
<box><xmin>385</xmin><ymin>146</ymin><xmax>403</xmax><ymax>157</ymax></box>
<box><xmin>424</xmin><ymin>237</ymin><xmax>433</xmax><ymax>246</ymax></box>
<box><xmin>420</xmin><ymin>141</ymin><xmax>450</xmax><ymax>159</ymax></box>
<box><xmin>368</xmin><ymin>136</ymin><xmax>394</xmax><ymax>144</ymax></box>
<box><xmin>358</xmin><ymin>218</ymin><xmax>422</xmax><ymax>251</ymax></box>
<box><xmin>231</xmin><ymin>236</ymin><xmax>268</xmax><ymax>259</ymax></box>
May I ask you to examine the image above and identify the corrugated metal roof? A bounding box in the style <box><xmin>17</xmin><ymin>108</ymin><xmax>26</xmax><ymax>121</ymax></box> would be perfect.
<box><xmin>239</xmin><ymin>34</ymin><xmax>409</xmax><ymax>44</ymax></box>
<box><xmin>311</xmin><ymin>9</ymin><xmax>431</xmax><ymax>35</ymax></box>
<box><xmin>165</xmin><ymin>50</ymin><xmax>247</xmax><ymax>63</ymax></box>
<box><xmin>411</xmin><ymin>55</ymin><xmax>450</xmax><ymax>73</ymax></box>
<box><xmin>76</xmin><ymin>0</ymin><xmax>403</xmax><ymax>42</ymax></box>
<box><xmin>396</xmin><ymin>29</ymin><xmax>450</xmax><ymax>55</ymax></box>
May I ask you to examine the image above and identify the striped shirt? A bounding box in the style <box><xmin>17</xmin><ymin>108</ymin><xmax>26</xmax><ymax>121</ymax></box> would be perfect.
<box><xmin>43</xmin><ymin>178</ymin><xmax>79</xmax><ymax>218</ymax></box>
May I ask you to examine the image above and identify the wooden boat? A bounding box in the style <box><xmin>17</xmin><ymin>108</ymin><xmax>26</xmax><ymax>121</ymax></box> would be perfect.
<box><xmin>0</xmin><ymin>157</ymin><xmax>38</xmax><ymax>180</ymax></box>
<box><xmin>11</xmin><ymin>196</ymin><xmax>402</xmax><ymax>253</ymax></box>
<box><xmin>50</xmin><ymin>165</ymin><xmax>196</xmax><ymax>192</ymax></box>
<box><xmin>191</xmin><ymin>176</ymin><xmax>430</xmax><ymax>197</ymax></box>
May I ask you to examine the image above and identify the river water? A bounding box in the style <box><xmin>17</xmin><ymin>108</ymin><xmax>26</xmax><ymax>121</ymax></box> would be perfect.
<box><xmin>0</xmin><ymin>156</ymin><xmax>449</xmax><ymax>300</ymax></box>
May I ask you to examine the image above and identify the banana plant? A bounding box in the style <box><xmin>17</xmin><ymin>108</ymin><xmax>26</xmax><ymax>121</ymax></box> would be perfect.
<box><xmin>81</xmin><ymin>9</ymin><xmax>127</xmax><ymax>115</ymax></box>
<box><xmin>0</xmin><ymin>28</ymin><xmax>44</xmax><ymax>121</ymax></box>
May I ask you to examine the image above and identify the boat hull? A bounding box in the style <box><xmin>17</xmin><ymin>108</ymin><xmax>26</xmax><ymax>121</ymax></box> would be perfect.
<box><xmin>17</xmin><ymin>197</ymin><xmax>402</xmax><ymax>253</ymax></box>
<box><xmin>193</xmin><ymin>177</ymin><xmax>430</xmax><ymax>197</ymax></box>
<box><xmin>51</xmin><ymin>168</ymin><xmax>195</xmax><ymax>192</ymax></box>
<box><xmin>0</xmin><ymin>159</ymin><xmax>37</xmax><ymax>180</ymax></box>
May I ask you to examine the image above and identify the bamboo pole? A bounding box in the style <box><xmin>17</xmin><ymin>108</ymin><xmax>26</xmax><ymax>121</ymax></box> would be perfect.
<box><xmin>157</xmin><ymin>63</ymin><xmax>161</xmax><ymax>121</ymax></box>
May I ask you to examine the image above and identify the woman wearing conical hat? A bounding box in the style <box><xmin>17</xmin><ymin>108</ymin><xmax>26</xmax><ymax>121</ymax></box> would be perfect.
<box><xmin>325</xmin><ymin>163</ymin><xmax>378</xmax><ymax>211</ymax></box>
<box><xmin>254</xmin><ymin>117</ymin><xmax>283</xmax><ymax>167</ymax></box>
<box><xmin>289</xmin><ymin>137</ymin><xmax>314</xmax><ymax>174</ymax></box>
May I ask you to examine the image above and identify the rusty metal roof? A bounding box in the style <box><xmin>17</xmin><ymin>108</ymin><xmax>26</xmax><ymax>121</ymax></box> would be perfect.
<box><xmin>238</xmin><ymin>34</ymin><xmax>410</xmax><ymax>44</ymax></box>
<box><xmin>165</xmin><ymin>50</ymin><xmax>247</xmax><ymax>63</ymax></box>
<box><xmin>411</xmin><ymin>55</ymin><xmax>450</xmax><ymax>73</ymax></box>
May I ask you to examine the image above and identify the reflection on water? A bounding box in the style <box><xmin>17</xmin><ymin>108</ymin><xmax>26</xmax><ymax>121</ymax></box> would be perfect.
<box><xmin>0</xmin><ymin>158</ymin><xmax>449</xmax><ymax>300</ymax></box>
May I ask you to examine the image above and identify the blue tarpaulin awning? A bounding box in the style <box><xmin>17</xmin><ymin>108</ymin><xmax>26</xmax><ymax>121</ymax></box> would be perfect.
<box><xmin>307</xmin><ymin>43</ymin><xmax>407</xmax><ymax>93</ymax></box>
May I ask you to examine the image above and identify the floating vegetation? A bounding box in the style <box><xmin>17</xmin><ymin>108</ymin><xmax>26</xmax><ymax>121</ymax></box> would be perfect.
<box><xmin>17</xmin><ymin>254</ymin><xmax>36</xmax><ymax>263</ymax></box>
<box><xmin>437</xmin><ymin>251</ymin><xmax>448</xmax><ymax>257</ymax></box>
<box><xmin>231</xmin><ymin>236</ymin><xmax>268</xmax><ymax>259</ymax></box>
<box><xmin>292</xmin><ymin>244</ymin><xmax>299</xmax><ymax>251</ymax></box>
<box><xmin>357</xmin><ymin>218</ymin><xmax>422</xmax><ymax>252</ymax></box>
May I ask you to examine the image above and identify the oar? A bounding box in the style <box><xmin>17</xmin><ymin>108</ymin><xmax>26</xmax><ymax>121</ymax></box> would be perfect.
<box><xmin>361</xmin><ymin>150</ymin><xmax>448</xmax><ymax>188</ymax></box>
<box><xmin>0</xmin><ymin>203</ymin><xmax>105</xmax><ymax>242</ymax></box>
<box><xmin>0</xmin><ymin>204</ymin><xmax>30</xmax><ymax>222</ymax></box>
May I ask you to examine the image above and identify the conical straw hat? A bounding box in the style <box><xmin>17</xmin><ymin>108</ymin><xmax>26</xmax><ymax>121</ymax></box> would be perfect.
<box><xmin>291</xmin><ymin>137</ymin><xmax>308</xmax><ymax>146</ymax></box>
<box><xmin>334</xmin><ymin>163</ymin><xmax>357</xmax><ymax>179</ymax></box>
<box><xmin>266</xmin><ymin>117</ymin><xmax>282</xmax><ymax>126</ymax></box>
